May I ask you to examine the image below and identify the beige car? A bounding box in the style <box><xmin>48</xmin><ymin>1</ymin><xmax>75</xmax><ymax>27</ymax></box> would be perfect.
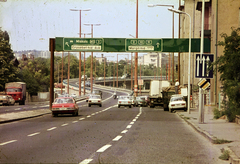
<box><xmin>0</xmin><ymin>95</ymin><xmax>15</xmax><ymax>106</ymax></box>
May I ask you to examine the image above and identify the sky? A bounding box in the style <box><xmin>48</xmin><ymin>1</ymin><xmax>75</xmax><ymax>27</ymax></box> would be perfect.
<box><xmin>0</xmin><ymin>0</ymin><xmax>183</xmax><ymax>60</ymax></box>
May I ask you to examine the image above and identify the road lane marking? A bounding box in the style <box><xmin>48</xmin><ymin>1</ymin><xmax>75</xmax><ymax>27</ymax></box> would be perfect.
<box><xmin>28</xmin><ymin>132</ymin><xmax>40</xmax><ymax>137</ymax></box>
<box><xmin>96</xmin><ymin>144</ymin><xmax>112</xmax><ymax>152</ymax></box>
<box><xmin>130</xmin><ymin>122</ymin><xmax>134</xmax><ymax>125</ymax></box>
<box><xmin>79</xmin><ymin>118</ymin><xmax>85</xmax><ymax>120</ymax></box>
<box><xmin>61</xmin><ymin>123</ymin><xmax>68</xmax><ymax>126</ymax></box>
<box><xmin>87</xmin><ymin>115</ymin><xmax>91</xmax><ymax>118</ymax></box>
<box><xmin>121</xmin><ymin>130</ymin><xmax>128</xmax><ymax>133</ymax></box>
<box><xmin>14</xmin><ymin>108</ymin><xmax>21</xmax><ymax>110</ymax></box>
<box><xmin>112</xmin><ymin>135</ymin><xmax>122</xmax><ymax>141</ymax></box>
<box><xmin>132</xmin><ymin>119</ymin><xmax>137</xmax><ymax>122</ymax></box>
<box><xmin>79</xmin><ymin>159</ymin><xmax>93</xmax><ymax>164</ymax></box>
<box><xmin>126</xmin><ymin>125</ymin><xmax>132</xmax><ymax>129</ymax></box>
<box><xmin>47</xmin><ymin>127</ymin><xmax>57</xmax><ymax>131</ymax></box>
<box><xmin>72</xmin><ymin>121</ymin><xmax>78</xmax><ymax>123</ymax></box>
<box><xmin>0</xmin><ymin>140</ymin><xmax>17</xmax><ymax>146</ymax></box>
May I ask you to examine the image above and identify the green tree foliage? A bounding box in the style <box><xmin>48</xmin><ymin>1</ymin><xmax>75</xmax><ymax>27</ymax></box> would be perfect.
<box><xmin>215</xmin><ymin>27</ymin><xmax>240</xmax><ymax>122</ymax></box>
<box><xmin>0</xmin><ymin>29</ymin><xmax>19</xmax><ymax>91</ymax></box>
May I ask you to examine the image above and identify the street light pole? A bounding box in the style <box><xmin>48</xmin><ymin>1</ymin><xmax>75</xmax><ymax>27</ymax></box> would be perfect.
<box><xmin>84</xmin><ymin>23</ymin><xmax>101</xmax><ymax>93</ymax></box>
<box><xmin>70</xmin><ymin>8</ymin><xmax>91</xmax><ymax>96</ymax></box>
<box><xmin>148</xmin><ymin>4</ymin><xmax>175</xmax><ymax>83</ymax></box>
<box><xmin>168</xmin><ymin>7</ymin><xmax>191</xmax><ymax>114</ymax></box>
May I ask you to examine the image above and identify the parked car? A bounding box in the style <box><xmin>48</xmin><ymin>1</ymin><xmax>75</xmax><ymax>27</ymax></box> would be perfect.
<box><xmin>118</xmin><ymin>96</ymin><xmax>132</xmax><ymax>108</ymax></box>
<box><xmin>88</xmin><ymin>95</ymin><xmax>102</xmax><ymax>107</ymax></box>
<box><xmin>0</xmin><ymin>95</ymin><xmax>15</xmax><ymax>106</ymax></box>
<box><xmin>136</xmin><ymin>96</ymin><xmax>147</xmax><ymax>107</ymax></box>
<box><xmin>168</xmin><ymin>95</ymin><xmax>187</xmax><ymax>113</ymax></box>
<box><xmin>51</xmin><ymin>97</ymin><xmax>79</xmax><ymax>117</ymax></box>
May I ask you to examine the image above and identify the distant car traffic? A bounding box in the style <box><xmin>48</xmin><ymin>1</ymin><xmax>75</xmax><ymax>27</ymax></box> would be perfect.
<box><xmin>121</xmin><ymin>73</ymin><xmax>131</xmax><ymax>79</ymax></box>
<box><xmin>118</xmin><ymin>96</ymin><xmax>132</xmax><ymax>108</ymax></box>
<box><xmin>92</xmin><ymin>90</ymin><xmax>102</xmax><ymax>98</ymax></box>
<box><xmin>128</xmin><ymin>96</ymin><xmax>137</xmax><ymax>107</ymax></box>
<box><xmin>168</xmin><ymin>95</ymin><xmax>187</xmax><ymax>113</ymax></box>
<box><xmin>51</xmin><ymin>97</ymin><xmax>79</xmax><ymax>117</ymax></box>
<box><xmin>0</xmin><ymin>95</ymin><xmax>15</xmax><ymax>106</ymax></box>
<box><xmin>88</xmin><ymin>95</ymin><xmax>102</xmax><ymax>107</ymax></box>
<box><xmin>136</xmin><ymin>96</ymin><xmax>147</xmax><ymax>107</ymax></box>
<box><xmin>140</xmin><ymin>95</ymin><xmax>150</xmax><ymax>106</ymax></box>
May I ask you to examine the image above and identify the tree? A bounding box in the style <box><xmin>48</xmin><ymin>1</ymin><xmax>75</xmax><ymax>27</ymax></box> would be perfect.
<box><xmin>0</xmin><ymin>29</ymin><xmax>19</xmax><ymax>91</ymax></box>
<box><xmin>214</xmin><ymin>27</ymin><xmax>240</xmax><ymax>121</ymax></box>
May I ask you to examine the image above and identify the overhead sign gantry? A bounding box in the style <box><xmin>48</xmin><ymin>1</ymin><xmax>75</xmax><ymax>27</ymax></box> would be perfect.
<box><xmin>55</xmin><ymin>37</ymin><xmax>211</xmax><ymax>53</ymax></box>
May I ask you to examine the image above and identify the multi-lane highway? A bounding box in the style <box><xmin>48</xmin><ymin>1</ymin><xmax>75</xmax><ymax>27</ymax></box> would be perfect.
<box><xmin>0</xmin><ymin>87</ymin><xmax>227</xmax><ymax>163</ymax></box>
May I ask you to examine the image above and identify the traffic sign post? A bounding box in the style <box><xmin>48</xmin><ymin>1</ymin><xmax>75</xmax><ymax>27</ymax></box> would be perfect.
<box><xmin>125</xmin><ymin>39</ymin><xmax>162</xmax><ymax>52</ymax></box>
<box><xmin>195</xmin><ymin>54</ymin><xmax>214</xmax><ymax>78</ymax></box>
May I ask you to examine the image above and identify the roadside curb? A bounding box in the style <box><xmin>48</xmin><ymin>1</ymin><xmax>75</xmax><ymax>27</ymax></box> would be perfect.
<box><xmin>176</xmin><ymin>112</ymin><xmax>240</xmax><ymax>163</ymax></box>
<box><xmin>0</xmin><ymin>109</ymin><xmax>51</xmax><ymax>124</ymax></box>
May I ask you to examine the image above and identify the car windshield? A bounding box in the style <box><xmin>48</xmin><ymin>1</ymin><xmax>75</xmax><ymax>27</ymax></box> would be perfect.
<box><xmin>90</xmin><ymin>95</ymin><xmax>101</xmax><ymax>99</ymax></box>
<box><xmin>119</xmin><ymin>96</ymin><xmax>129</xmax><ymax>100</ymax></box>
<box><xmin>54</xmin><ymin>98</ymin><xmax>74</xmax><ymax>104</ymax></box>
<box><xmin>6</xmin><ymin>88</ymin><xmax>22</xmax><ymax>92</ymax></box>
<box><xmin>171</xmin><ymin>97</ymin><xmax>184</xmax><ymax>102</ymax></box>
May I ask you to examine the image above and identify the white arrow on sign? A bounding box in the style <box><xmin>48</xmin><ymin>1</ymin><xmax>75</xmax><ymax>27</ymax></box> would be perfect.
<box><xmin>156</xmin><ymin>42</ymin><xmax>160</xmax><ymax>48</ymax></box>
<box><xmin>202</xmin><ymin>56</ymin><xmax>205</xmax><ymax>76</ymax></box>
<box><xmin>196</xmin><ymin>56</ymin><xmax>200</xmax><ymax>77</ymax></box>
<box><xmin>65</xmin><ymin>42</ymin><xmax>69</xmax><ymax>47</ymax></box>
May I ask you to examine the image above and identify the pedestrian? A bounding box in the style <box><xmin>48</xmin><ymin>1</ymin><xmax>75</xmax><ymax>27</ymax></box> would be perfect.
<box><xmin>175</xmin><ymin>79</ymin><xmax>179</xmax><ymax>94</ymax></box>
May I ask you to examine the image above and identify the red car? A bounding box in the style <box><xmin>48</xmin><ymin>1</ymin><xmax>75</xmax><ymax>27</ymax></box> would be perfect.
<box><xmin>51</xmin><ymin>97</ymin><xmax>79</xmax><ymax>117</ymax></box>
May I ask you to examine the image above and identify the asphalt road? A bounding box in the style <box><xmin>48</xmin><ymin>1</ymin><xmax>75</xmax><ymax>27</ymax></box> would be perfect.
<box><xmin>0</xmin><ymin>89</ymin><xmax>227</xmax><ymax>164</ymax></box>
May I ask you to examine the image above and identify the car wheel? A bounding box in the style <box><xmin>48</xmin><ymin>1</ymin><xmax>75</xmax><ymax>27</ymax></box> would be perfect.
<box><xmin>169</xmin><ymin>108</ymin><xmax>173</xmax><ymax>113</ymax></box>
<box><xmin>118</xmin><ymin>105</ymin><xmax>120</xmax><ymax>108</ymax></box>
<box><xmin>184</xmin><ymin>108</ymin><xmax>187</xmax><ymax>111</ymax></box>
<box><xmin>129</xmin><ymin>105</ymin><xmax>132</xmax><ymax>108</ymax></box>
<box><xmin>88</xmin><ymin>104</ymin><xmax>91</xmax><ymax>107</ymax></box>
<box><xmin>99</xmin><ymin>104</ymin><xmax>102</xmax><ymax>107</ymax></box>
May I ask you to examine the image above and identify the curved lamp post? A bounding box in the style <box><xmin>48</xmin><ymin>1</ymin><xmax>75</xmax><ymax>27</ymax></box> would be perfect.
<box><xmin>168</xmin><ymin>7</ymin><xmax>191</xmax><ymax>114</ymax></box>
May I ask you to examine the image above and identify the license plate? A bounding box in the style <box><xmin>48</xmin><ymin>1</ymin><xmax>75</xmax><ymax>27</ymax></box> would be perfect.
<box><xmin>59</xmin><ymin>108</ymin><xmax>67</xmax><ymax>110</ymax></box>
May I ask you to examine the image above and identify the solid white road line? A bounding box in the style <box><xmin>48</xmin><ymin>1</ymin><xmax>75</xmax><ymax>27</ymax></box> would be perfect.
<box><xmin>0</xmin><ymin>140</ymin><xmax>17</xmax><ymax>146</ymax></box>
<box><xmin>96</xmin><ymin>144</ymin><xmax>112</xmax><ymax>153</ymax></box>
<box><xmin>28</xmin><ymin>132</ymin><xmax>40</xmax><ymax>137</ymax></box>
<box><xmin>47</xmin><ymin>127</ymin><xmax>56</xmax><ymax>131</ymax></box>
<box><xmin>112</xmin><ymin>135</ymin><xmax>122</xmax><ymax>141</ymax></box>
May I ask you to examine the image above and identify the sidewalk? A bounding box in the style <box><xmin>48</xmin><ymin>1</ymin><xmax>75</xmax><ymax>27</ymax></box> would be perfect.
<box><xmin>0</xmin><ymin>101</ymin><xmax>51</xmax><ymax>124</ymax></box>
<box><xmin>177</xmin><ymin>106</ymin><xmax>240</xmax><ymax>164</ymax></box>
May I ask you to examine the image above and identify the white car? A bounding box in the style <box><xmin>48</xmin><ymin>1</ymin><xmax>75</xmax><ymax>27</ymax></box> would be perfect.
<box><xmin>168</xmin><ymin>95</ymin><xmax>187</xmax><ymax>113</ymax></box>
<box><xmin>118</xmin><ymin>96</ymin><xmax>132</xmax><ymax>108</ymax></box>
<box><xmin>128</xmin><ymin>96</ymin><xmax>137</xmax><ymax>107</ymax></box>
<box><xmin>88</xmin><ymin>95</ymin><xmax>102</xmax><ymax>107</ymax></box>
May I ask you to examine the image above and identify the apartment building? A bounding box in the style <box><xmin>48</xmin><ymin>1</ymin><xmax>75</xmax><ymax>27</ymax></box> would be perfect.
<box><xmin>179</xmin><ymin>0</ymin><xmax>240</xmax><ymax>104</ymax></box>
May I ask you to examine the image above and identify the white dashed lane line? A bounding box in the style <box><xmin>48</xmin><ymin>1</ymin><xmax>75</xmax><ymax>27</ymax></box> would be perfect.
<box><xmin>0</xmin><ymin>140</ymin><xmax>17</xmax><ymax>146</ymax></box>
<box><xmin>27</xmin><ymin>132</ymin><xmax>40</xmax><ymax>137</ymax></box>
<box><xmin>121</xmin><ymin>130</ymin><xmax>128</xmax><ymax>134</ymax></box>
<box><xmin>47</xmin><ymin>127</ymin><xmax>57</xmax><ymax>131</ymax></box>
<box><xmin>112</xmin><ymin>135</ymin><xmax>122</xmax><ymax>141</ymax></box>
<box><xmin>61</xmin><ymin>123</ymin><xmax>68</xmax><ymax>126</ymax></box>
<box><xmin>96</xmin><ymin>144</ymin><xmax>112</xmax><ymax>153</ymax></box>
<box><xmin>79</xmin><ymin>159</ymin><xmax>93</xmax><ymax>164</ymax></box>
<box><xmin>72</xmin><ymin>121</ymin><xmax>78</xmax><ymax>123</ymax></box>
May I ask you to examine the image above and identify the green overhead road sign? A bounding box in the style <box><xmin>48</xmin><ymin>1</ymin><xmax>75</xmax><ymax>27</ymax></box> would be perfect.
<box><xmin>55</xmin><ymin>37</ymin><xmax>104</xmax><ymax>52</ymax></box>
<box><xmin>125</xmin><ymin>39</ymin><xmax>162</xmax><ymax>52</ymax></box>
<box><xmin>55</xmin><ymin>37</ymin><xmax>210</xmax><ymax>53</ymax></box>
